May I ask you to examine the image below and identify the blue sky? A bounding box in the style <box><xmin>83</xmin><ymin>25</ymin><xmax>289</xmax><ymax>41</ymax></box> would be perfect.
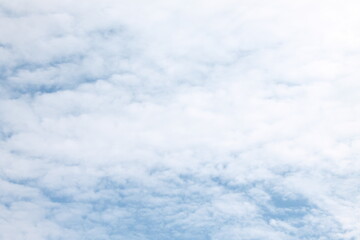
<box><xmin>1</xmin><ymin>0</ymin><xmax>360</xmax><ymax>239</ymax></box>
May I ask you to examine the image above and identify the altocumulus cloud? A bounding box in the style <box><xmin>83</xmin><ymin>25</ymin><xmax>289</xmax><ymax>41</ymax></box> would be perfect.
<box><xmin>1</xmin><ymin>0</ymin><xmax>360</xmax><ymax>239</ymax></box>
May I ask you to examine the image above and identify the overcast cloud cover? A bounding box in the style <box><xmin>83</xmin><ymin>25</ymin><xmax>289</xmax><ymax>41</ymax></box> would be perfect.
<box><xmin>1</xmin><ymin>0</ymin><xmax>360</xmax><ymax>239</ymax></box>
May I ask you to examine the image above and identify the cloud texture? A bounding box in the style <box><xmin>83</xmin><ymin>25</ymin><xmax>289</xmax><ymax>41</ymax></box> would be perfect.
<box><xmin>1</xmin><ymin>0</ymin><xmax>360</xmax><ymax>239</ymax></box>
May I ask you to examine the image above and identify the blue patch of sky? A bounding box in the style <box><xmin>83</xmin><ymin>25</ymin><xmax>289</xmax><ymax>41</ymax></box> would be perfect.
<box><xmin>0</xmin><ymin>170</ymin><xmax>324</xmax><ymax>239</ymax></box>
<box><xmin>37</xmin><ymin>176</ymin><xmax>215</xmax><ymax>240</ymax></box>
<box><xmin>0</xmin><ymin>128</ymin><xmax>13</xmax><ymax>141</ymax></box>
<box><xmin>210</xmin><ymin>175</ymin><xmax>315</xmax><ymax>225</ymax></box>
<box><xmin>90</xmin><ymin>176</ymin><xmax>225</xmax><ymax>238</ymax></box>
<box><xmin>41</xmin><ymin>188</ymin><xmax>74</xmax><ymax>203</ymax></box>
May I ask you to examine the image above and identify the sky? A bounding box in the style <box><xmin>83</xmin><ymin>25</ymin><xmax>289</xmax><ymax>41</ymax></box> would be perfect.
<box><xmin>1</xmin><ymin>0</ymin><xmax>360</xmax><ymax>239</ymax></box>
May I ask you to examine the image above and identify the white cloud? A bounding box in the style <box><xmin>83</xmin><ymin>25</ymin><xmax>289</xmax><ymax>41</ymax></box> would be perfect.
<box><xmin>1</xmin><ymin>0</ymin><xmax>360</xmax><ymax>239</ymax></box>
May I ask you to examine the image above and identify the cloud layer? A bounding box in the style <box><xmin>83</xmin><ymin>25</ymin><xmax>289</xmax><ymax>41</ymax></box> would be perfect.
<box><xmin>1</xmin><ymin>0</ymin><xmax>360</xmax><ymax>239</ymax></box>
